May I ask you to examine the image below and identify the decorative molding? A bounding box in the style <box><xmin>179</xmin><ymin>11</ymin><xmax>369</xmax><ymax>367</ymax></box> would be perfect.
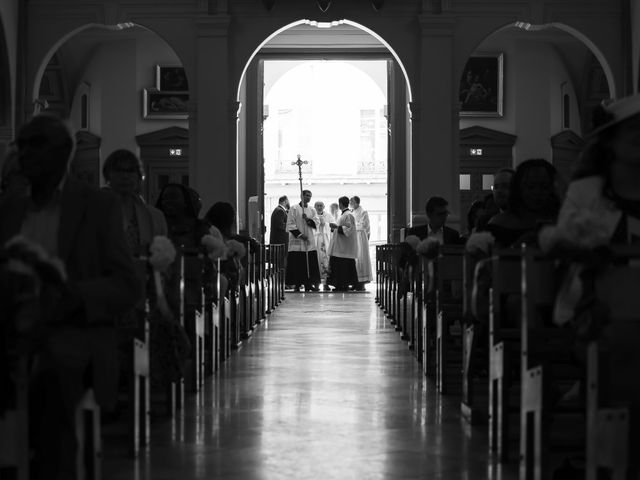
<box><xmin>316</xmin><ymin>0</ymin><xmax>331</xmax><ymax>13</ymax></box>
<box><xmin>232</xmin><ymin>101</ymin><xmax>241</xmax><ymax>119</ymax></box>
<box><xmin>418</xmin><ymin>14</ymin><xmax>455</xmax><ymax>36</ymax></box>
<box><xmin>136</xmin><ymin>126</ymin><xmax>189</xmax><ymax>146</ymax></box>
<box><xmin>75</xmin><ymin>130</ymin><xmax>101</xmax><ymax>151</ymax></box>
<box><xmin>408</xmin><ymin>101</ymin><xmax>420</xmax><ymax>122</ymax></box>
<box><xmin>196</xmin><ymin>15</ymin><xmax>232</xmax><ymax>38</ymax></box>
<box><xmin>550</xmin><ymin>130</ymin><xmax>584</xmax><ymax>150</ymax></box>
<box><xmin>459</xmin><ymin>126</ymin><xmax>517</xmax><ymax>146</ymax></box>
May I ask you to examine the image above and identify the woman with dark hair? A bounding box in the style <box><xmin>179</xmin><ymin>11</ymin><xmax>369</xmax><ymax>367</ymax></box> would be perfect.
<box><xmin>487</xmin><ymin>158</ymin><xmax>562</xmax><ymax>248</ymax></box>
<box><xmin>462</xmin><ymin>198</ymin><xmax>487</xmax><ymax>240</ymax></box>
<box><xmin>203</xmin><ymin>201</ymin><xmax>257</xmax><ymax>293</ymax></box>
<box><xmin>155</xmin><ymin>183</ymin><xmax>209</xmax><ymax>249</ymax></box>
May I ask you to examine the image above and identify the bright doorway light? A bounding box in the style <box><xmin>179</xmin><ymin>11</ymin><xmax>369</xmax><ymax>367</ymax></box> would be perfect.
<box><xmin>263</xmin><ymin>59</ymin><xmax>388</xmax><ymax>253</ymax></box>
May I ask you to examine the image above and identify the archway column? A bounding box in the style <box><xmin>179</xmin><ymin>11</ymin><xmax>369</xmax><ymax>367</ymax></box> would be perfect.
<box><xmin>193</xmin><ymin>14</ymin><xmax>235</xmax><ymax>210</ymax></box>
<box><xmin>412</xmin><ymin>14</ymin><xmax>460</xmax><ymax>229</ymax></box>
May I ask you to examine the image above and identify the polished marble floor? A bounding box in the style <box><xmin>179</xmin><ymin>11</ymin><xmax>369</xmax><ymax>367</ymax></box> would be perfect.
<box><xmin>103</xmin><ymin>288</ymin><xmax>518</xmax><ymax>480</ymax></box>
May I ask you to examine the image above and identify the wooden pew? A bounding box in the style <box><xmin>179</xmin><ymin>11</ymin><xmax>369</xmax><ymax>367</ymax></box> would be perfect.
<box><xmin>587</xmin><ymin>247</ymin><xmax>640</xmax><ymax>480</ymax></box>
<box><xmin>488</xmin><ymin>249</ymin><xmax>522</xmax><ymax>463</ymax></box>
<box><xmin>181</xmin><ymin>249</ymin><xmax>206</xmax><ymax>394</ymax></box>
<box><xmin>461</xmin><ymin>250</ymin><xmax>488</xmax><ymax>424</ymax></box>
<box><xmin>422</xmin><ymin>255</ymin><xmax>437</xmax><ymax>377</ymax></box>
<box><xmin>75</xmin><ymin>389</ymin><xmax>101</xmax><ymax>480</ymax></box>
<box><xmin>0</xmin><ymin>356</ymin><xmax>29</xmax><ymax>480</ymax></box>
<box><xmin>209</xmin><ymin>258</ymin><xmax>223</xmax><ymax>372</ymax></box>
<box><xmin>129</xmin><ymin>257</ymin><xmax>150</xmax><ymax>457</ymax></box>
<box><xmin>410</xmin><ymin>261</ymin><xmax>423</xmax><ymax>360</ymax></box>
<box><xmin>434</xmin><ymin>245</ymin><xmax>464</xmax><ymax>394</ymax></box>
<box><xmin>376</xmin><ymin>245</ymin><xmax>382</xmax><ymax>306</ymax></box>
<box><xmin>519</xmin><ymin>246</ymin><xmax>582</xmax><ymax>480</ymax></box>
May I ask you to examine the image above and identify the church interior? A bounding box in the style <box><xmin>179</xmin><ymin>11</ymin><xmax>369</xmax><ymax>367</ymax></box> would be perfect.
<box><xmin>1</xmin><ymin>0</ymin><xmax>640</xmax><ymax>479</ymax></box>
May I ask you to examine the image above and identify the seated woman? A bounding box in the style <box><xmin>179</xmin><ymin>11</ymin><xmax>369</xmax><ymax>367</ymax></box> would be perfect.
<box><xmin>102</xmin><ymin>149</ymin><xmax>174</xmax><ymax>408</ymax></box>
<box><xmin>156</xmin><ymin>183</ymin><xmax>209</xmax><ymax>251</ymax></box>
<box><xmin>487</xmin><ymin>158</ymin><xmax>562</xmax><ymax>248</ymax></box>
<box><xmin>203</xmin><ymin>201</ymin><xmax>256</xmax><ymax>294</ymax></box>
<box><xmin>539</xmin><ymin>94</ymin><xmax>640</xmax><ymax>479</ymax></box>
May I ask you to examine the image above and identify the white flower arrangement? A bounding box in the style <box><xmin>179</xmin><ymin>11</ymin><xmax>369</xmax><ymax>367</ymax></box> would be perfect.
<box><xmin>201</xmin><ymin>226</ymin><xmax>229</xmax><ymax>260</ymax></box>
<box><xmin>226</xmin><ymin>239</ymin><xmax>246</xmax><ymax>259</ymax></box>
<box><xmin>403</xmin><ymin>235</ymin><xmax>421</xmax><ymax>251</ymax></box>
<box><xmin>538</xmin><ymin>210</ymin><xmax>611</xmax><ymax>254</ymax></box>
<box><xmin>416</xmin><ymin>237</ymin><xmax>441</xmax><ymax>259</ymax></box>
<box><xmin>5</xmin><ymin>234</ymin><xmax>67</xmax><ymax>282</ymax></box>
<box><xmin>148</xmin><ymin>235</ymin><xmax>176</xmax><ymax>272</ymax></box>
<box><xmin>465</xmin><ymin>231</ymin><xmax>495</xmax><ymax>256</ymax></box>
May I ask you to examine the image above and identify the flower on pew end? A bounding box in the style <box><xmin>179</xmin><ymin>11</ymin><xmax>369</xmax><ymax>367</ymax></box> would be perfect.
<box><xmin>201</xmin><ymin>233</ymin><xmax>228</xmax><ymax>261</ymax></box>
<box><xmin>4</xmin><ymin>234</ymin><xmax>67</xmax><ymax>283</ymax></box>
<box><xmin>416</xmin><ymin>237</ymin><xmax>441</xmax><ymax>259</ymax></box>
<box><xmin>208</xmin><ymin>225</ymin><xmax>224</xmax><ymax>241</ymax></box>
<box><xmin>226</xmin><ymin>239</ymin><xmax>246</xmax><ymax>259</ymax></box>
<box><xmin>403</xmin><ymin>235</ymin><xmax>421</xmax><ymax>251</ymax></box>
<box><xmin>538</xmin><ymin>210</ymin><xmax>611</xmax><ymax>256</ymax></box>
<box><xmin>149</xmin><ymin>235</ymin><xmax>176</xmax><ymax>272</ymax></box>
<box><xmin>465</xmin><ymin>231</ymin><xmax>495</xmax><ymax>256</ymax></box>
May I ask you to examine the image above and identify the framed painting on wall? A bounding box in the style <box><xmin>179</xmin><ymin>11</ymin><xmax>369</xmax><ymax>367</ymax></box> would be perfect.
<box><xmin>142</xmin><ymin>89</ymin><xmax>189</xmax><ymax>119</ymax></box>
<box><xmin>155</xmin><ymin>65</ymin><xmax>189</xmax><ymax>92</ymax></box>
<box><xmin>459</xmin><ymin>52</ymin><xmax>504</xmax><ymax>117</ymax></box>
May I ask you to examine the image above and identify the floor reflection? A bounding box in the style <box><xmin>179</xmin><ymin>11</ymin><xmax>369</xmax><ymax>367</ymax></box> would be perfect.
<box><xmin>104</xmin><ymin>291</ymin><xmax>518</xmax><ymax>479</ymax></box>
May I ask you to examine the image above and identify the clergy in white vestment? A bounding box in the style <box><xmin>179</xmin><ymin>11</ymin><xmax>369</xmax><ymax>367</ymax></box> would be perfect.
<box><xmin>314</xmin><ymin>200</ymin><xmax>334</xmax><ymax>290</ymax></box>
<box><xmin>286</xmin><ymin>189</ymin><xmax>321</xmax><ymax>292</ymax></box>
<box><xmin>327</xmin><ymin>196</ymin><xmax>359</xmax><ymax>291</ymax></box>
<box><xmin>349</xmin><ymin>195</ymin><xmax>372</xmax><ymax>290</ymax></box>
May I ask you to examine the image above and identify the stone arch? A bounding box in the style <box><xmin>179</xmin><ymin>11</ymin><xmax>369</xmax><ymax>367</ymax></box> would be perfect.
<box><xmin>30</xmin><ymin>22</ymin><xmax>190</xmax><ymax>108</ymax></box>
<box><xmin>236</xmin><ymin>19</ymin><xmax>413</xmax><ymax>103</ymax></box>
<box><xmin>234</xmin><ymin>18</ymin><xmax>412</xmax><ymax>241</ymax></box>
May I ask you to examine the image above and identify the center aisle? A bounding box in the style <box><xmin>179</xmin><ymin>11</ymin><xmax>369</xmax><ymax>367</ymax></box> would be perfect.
<box><xmin>104</xmin><ymin>290</ymin><xmax>518</xmax><ymax>480</ymax></box>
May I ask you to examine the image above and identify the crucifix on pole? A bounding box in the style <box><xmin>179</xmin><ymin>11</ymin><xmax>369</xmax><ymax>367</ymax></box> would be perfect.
<box><xmin>291</xmin><ymin>154</ymin><xmax>310</xmax><ymax>278</ymax></box>
<box><xmin>292</xmin><ymin>154</ymin><xmax>308</xmax><ymax>202</ymax></box>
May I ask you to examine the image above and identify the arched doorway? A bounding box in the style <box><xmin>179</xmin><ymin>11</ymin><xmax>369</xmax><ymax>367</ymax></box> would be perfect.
<box><xmin>457</xmin><ymin>22</ymin><xmax>615</xmax><ymax>230</ymax></box>
<box><xmin>236</xmin><ymin>20</ymin><xmax>412</xmax><ymax>244</ymax></box>
<box><xmin>30</xmin><ymin>23</ymin><xmax>190</xmax><ymax>189</ymax></box>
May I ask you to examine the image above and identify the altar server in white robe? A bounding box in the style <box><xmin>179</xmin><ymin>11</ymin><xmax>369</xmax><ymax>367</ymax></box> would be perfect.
<box><xmin>286</xmin><ymin>189</ymin><xmax>321</xmax><ymax>292</ymax></box>
<box><xmin>327</xmin><ymin>196</ymin><xmax>359</xmax><ymax>292</ymax></box>
<box><xmin>314</xmin><ymin>200</ymin><xmax>335</xmax><ymax>290</ymax></box>
<box><xmin>350</xmin><ymin>195</ymin><xmax>372</xmax><ymax>290</ymax></box>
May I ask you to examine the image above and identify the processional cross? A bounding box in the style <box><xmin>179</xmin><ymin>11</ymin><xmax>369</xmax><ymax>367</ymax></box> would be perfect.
<box><xmin>291</xmin><ymin>154</ymin><xmax>310</xmax><ymax>276</ymax></box>
<box><xmin>291</xmin><ymin>154</ymin><xmax>308</xmax><ymax>203</ymax></box>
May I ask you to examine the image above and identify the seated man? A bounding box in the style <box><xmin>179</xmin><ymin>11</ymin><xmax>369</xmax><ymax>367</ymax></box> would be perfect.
<box><xmin>408</xmin><ymin>196</ymin><xmax>463</xmax><ymax>244</ymax></box>
<box><xmin>0</xmin><ymin>113</ymin><xmax>141</xmax><ymax>480</ymax></box>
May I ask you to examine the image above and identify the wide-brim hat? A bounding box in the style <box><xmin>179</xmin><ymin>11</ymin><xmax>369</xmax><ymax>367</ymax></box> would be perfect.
<box><xmin>589</xmin><ymin>93</ymin><xmax>640</xmax><ymax>137</ymax></box>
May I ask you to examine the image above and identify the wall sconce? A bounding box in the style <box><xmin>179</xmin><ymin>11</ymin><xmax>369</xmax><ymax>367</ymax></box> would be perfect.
<box><xmin>316</xmin><ymin>0</ymin><xmax>331</xmax><ymax>12</ymax></box>
<box><xmin>262</xmin><ymin>0</ymin><xmax>275</xmax><ymax>11</ymax></box>
<box><xmin>371</xmin><ymin>0</ymin><xmax>384</xmax><ymax>10</ymax></box>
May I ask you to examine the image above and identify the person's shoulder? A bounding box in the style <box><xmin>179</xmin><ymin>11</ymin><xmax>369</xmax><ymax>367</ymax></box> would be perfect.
<box><xmin>407</xmin><ymin>224</ymin><xmax>427</xmax><ymax>239</ymax></box>
<box><xmin>488</xmin><ymin>211</ymin><xmax>521</xmax><ymax>229</ymax></box>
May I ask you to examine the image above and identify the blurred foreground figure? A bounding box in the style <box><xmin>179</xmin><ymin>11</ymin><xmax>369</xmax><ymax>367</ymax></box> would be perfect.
<box><xmin>0</xmin><ymin>113</ymin><xmax>140</xmax><ymax>480</ymax></box>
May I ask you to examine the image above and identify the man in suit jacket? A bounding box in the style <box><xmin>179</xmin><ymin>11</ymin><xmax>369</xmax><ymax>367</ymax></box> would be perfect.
<box><xmin>270</xmin><ymin>195</ymin><xmax>289</xmax><ymax>245</ymax></box>
<box><xmin>407</xmin><ymin>196</ymin><xmax>463</xmax><ymax>244</ymax></box>
<box><xmin>0</xmin><ymin>114</ymin><xmax>141</xmax><ymax>479</ymax></box>
<box><xmin>270</xmin><ymin>195</ymin><xmax>290</xmax><ymax>260</ymax></box>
